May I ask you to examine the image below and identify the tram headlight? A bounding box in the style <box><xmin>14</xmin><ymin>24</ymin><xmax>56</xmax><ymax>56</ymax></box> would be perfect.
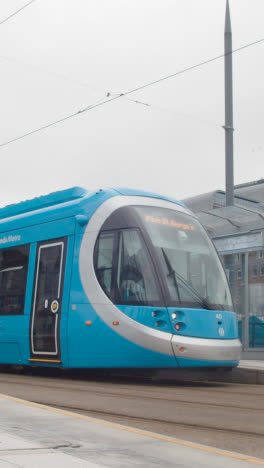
<box><xmin>171</xmin><ymin>312</ymin><xmax>177</xmax><ymax>320</ymax></box>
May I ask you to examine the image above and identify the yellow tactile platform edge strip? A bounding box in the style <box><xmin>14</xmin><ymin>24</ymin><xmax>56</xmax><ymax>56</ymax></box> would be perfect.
<box><xmin>0</xmin><ymin>393</ymin><xmax>263</xmax><ymax>465</ymax></box>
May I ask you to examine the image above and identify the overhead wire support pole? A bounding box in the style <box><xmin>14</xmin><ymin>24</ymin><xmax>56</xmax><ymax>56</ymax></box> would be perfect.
<box><xmin>224</xmin><ymin>0</ymin><xmax>234</xmax><ymax>206</ymax></box>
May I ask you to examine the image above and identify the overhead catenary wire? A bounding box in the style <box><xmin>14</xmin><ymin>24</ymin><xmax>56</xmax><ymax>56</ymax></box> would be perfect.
<box><xmin>0</xmin><ymin>55</ymin><xmax>221</xmax><ymax>128</ymax></box>
<box><xmin>0</xmin><ymin>0</ymin><xmax>36</xmax><ymax>27</ymax></box>
<box><xmin>110</xmin><ymin>94</ymin><xmax>220</xmax><ymax>127</ymax></box>
<box><xmin>0</xmin><ymin>36</ymin><xmax>264</xmax><ymax>149</ymax></box>
<box><xmin>0</xmin><ymin>58</ymin><xmax>220</xmax><ymax>127</ymax></box>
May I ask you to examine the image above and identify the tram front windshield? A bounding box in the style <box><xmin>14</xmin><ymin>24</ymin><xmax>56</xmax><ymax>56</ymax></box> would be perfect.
<box><xmin>135</xmin><ymin>206</ymin><xmax>233</xmax><ymax>310</ymax></box>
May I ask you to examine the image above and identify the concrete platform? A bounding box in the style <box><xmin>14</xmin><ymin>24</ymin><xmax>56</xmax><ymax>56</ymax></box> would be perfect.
<box><xmin>239</xmin><ymin>360</ymin><xmax>264</xmax><ymax>370</ymax></box>
<box><xmin>0</xmin><ymin>392</ymin><xmax>263</xmax><ymax>467</ymax></box>
<box><xmin>151</xmin><ymin>359</ymin><xmax>264</xmax><ymax>384</ymax></box>
<box><xmin>225</xmin><ymin>359</ymin><xmax>264</xmax><ymax>384</ymax></box>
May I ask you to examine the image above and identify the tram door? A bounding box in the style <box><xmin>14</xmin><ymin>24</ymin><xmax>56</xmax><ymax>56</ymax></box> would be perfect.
<box><xmin>30</xmin><ymin>239</ymin><xmax>66</xmax><ymax>359</ymax></box>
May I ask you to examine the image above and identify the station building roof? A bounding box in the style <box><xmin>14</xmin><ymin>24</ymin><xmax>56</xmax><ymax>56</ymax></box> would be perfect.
<box><xmin>182</xmin><ymin>179</ymin><xmax>264</xmax><ymax>240</ymax></box>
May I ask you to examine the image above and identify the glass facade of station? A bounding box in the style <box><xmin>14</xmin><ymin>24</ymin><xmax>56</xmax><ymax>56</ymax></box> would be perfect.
<box><xmin>222</xmin><ymin>250</ymin><xmax>264</xmax><ymax>350</ymax></box>
<box><xmin>196</xmin><ymin>203</ymin><xmax>264</xmax><ymax>356</ymax></box>
<box><xmin>183</xmin><ymin>183</ymin><xmax>264</xmax><ymax>357</ymax></box>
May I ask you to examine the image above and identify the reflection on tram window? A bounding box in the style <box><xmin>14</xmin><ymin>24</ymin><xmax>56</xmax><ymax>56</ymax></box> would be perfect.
<box><xmin>134</xmin><ymin>206</ymin><xmax>233</xmax><ymax>310</ymax></box>
<box><xmin>116</xmin><ymin>229</ymin><xmax>160</xmax><ymax>305</ymax></box>
<box><xmin>37</xmin><ymin>245</ymin><xmax>62</xmax><ymax>300</ymax></box>
<box><xmin>94</xmin><ymin>232</ymin><xmax>115</xmax><ymax>299</ymax></box>
<box><xmin>94</xmin><ymin>229</ymin><xmax>160</xmax><ymax>306</ymax></box>
<box><xmin>0</xmin><ymin>245</ymin><xmax>29</xmax><ymax>315</ymax></box>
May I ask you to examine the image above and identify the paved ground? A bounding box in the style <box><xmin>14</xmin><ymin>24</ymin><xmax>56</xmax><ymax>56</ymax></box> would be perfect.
<box><xmin>0</xmin><ymin>393</ymin><xmax>263</xmax><ymax>468</ymax></box>
<box><xmin>0</xmin><ymin>365</ymin><xmax>264</xmax><ymax>458</ymax></box>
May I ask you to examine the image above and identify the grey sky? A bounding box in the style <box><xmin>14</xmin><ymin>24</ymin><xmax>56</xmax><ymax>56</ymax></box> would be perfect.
<box><xmin>0</xmin><ymin>0</ymin><xmax>263</xmax><ymax>205</ymax></box>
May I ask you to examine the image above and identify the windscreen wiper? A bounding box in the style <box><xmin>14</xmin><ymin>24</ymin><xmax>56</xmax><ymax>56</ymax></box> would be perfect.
<box><xmin>161</xmin><ymin>248</ymin><xmax>212</xmax><ymax>310</ymax></box>
<box><xmin>173</xmin><ymin>269</ymin><xmax>213</xmax><ymax>310</ymax></box>
<box><xmin>161</xmin><ymin>248</ymin><xmax>181</xmax><ymax>303</ymax></box>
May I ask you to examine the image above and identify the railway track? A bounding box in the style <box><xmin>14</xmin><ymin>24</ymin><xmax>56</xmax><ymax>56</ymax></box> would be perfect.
<box><xmin>0</xmin><ymin>369</ymin><xmax>264</xmax><ymax>458</ymax></box>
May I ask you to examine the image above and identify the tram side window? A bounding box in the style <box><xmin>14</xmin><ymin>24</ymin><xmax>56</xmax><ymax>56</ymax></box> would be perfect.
<box><xmin>94</xmin><ymin>229</ymin><xmax>160</xmax><ymax>306</ymax></box>
<box><xmin>116</xmin><ymin>229</ymin><xmax>160</xmax><ymax>305</ymax></box>
<box><xmin>0</xmin><ymin>245</ymin><xmax>29</xmax><ymax>315</ymax></box>
<box><xmin>94</xmin><ymin>232</ymin><xmax>115</xmax><ymax>299</ymax></box>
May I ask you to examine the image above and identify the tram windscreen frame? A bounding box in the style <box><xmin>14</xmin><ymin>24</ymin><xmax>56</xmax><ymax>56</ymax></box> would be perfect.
<box><xmin>134</xmin><ymin>205</ymin><xmax>233</xmax><ymax>311</ymax></box>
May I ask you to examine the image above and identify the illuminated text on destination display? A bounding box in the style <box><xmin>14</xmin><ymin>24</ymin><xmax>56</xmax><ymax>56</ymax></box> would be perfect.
<box><xmin>145</xmin><ymin>215</ymin><xmax>194</xmax><ymax>231</ymax></box>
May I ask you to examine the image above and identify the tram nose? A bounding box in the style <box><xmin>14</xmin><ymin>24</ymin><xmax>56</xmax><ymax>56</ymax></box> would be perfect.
<box><xmin>168</xmin><ymin>308</ymin><xmax>238</xmax><ymax>340</ymax></box>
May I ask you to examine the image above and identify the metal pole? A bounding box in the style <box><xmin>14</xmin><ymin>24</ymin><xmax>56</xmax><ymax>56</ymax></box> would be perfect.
<box><xmin>242</xmin><ymin>252</ymin><xmax>249</xmax><ymax>349</ymax></box>
<box><xmin>224</xmin><ymin>0</ymin><xmax>234</xmax><ymax>206</ymax></box>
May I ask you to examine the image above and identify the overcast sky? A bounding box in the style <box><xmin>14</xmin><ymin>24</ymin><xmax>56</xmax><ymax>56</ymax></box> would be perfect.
<box><xmin>0</xmin><ymin>0</ymin><xmax>263</xmax><ymax>206</ymax></box>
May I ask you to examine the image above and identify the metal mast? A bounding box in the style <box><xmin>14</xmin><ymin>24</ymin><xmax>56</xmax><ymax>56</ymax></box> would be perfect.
<box><xmin>224</xmin><ymin>0</ymin><xmax>234</xmax><ymax>206</ymax></box>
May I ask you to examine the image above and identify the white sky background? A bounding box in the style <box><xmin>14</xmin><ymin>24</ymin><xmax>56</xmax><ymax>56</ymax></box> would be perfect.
<box><xmin>0</xmin><ymin>0</ymin><xmax>263</xmax><ymax>205</ymax></box>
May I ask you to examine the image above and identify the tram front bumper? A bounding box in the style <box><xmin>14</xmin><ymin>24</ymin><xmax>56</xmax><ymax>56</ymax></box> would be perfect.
<box><xmin>171</xmin><ymin>335</ymin><xmax>242</xmax><ymax>362</ymax></box>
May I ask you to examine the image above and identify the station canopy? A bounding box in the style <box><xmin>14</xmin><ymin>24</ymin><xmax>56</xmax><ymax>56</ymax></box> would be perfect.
<box><xmin>196</xmin><ymin>204</ymin><xmax>264</xmax><ymax>237</ymax></box>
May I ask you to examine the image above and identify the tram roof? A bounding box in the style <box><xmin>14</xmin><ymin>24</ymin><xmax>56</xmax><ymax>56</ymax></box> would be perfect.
<box><xmin>0</xmin><ymin>187</ymin><xmax>88</xmax><ymax>220</ymax></box>
<box><xmin>0</xmin><ymin>186</ymin><xmax>185</xmax><ymax>233</ymax></box>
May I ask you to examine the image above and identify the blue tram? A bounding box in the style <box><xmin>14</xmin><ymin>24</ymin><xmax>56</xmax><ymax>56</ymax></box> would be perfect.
<box><xmin>0</xmin><ymin>187</ymin><xmax>241</xmax><ymax>370</ymax></box>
